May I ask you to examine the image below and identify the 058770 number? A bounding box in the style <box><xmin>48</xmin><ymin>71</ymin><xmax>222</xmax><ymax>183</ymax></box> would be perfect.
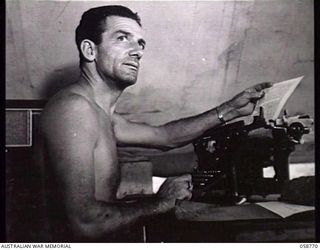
<box><xmin>300</xmin><ymin>244</ymin><xmax>318</xmax><ymax>248</ymax></box>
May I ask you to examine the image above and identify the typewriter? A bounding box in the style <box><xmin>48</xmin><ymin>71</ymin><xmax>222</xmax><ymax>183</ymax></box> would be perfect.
<box><xmin>191</xmin><ymin>108</ymin><xmax>313</xmax><ymax>205</ymax></box>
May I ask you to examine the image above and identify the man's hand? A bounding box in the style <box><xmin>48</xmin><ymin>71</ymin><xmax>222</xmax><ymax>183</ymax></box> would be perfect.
<box><xmin>157</xmin><ymin>174</ymin><xmax>193</xmax><ymax>212</ymax></box>
<box><xmin>219</xmin><ymin>82</ymin><xmax>273</xmax><ymax>121</ymax></box>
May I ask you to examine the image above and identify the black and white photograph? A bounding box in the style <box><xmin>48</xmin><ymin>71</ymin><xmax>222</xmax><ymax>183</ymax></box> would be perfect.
<box><xmin>5</xmin><ymin>0</ymin><xmax>316</xmax><ymax>243</ymax></box>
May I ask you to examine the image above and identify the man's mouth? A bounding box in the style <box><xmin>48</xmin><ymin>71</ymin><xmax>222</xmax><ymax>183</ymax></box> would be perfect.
<box><xmin>123</xmin><ymin>62</ymin><xmax>139</xmax><ymax>71</ymax></box>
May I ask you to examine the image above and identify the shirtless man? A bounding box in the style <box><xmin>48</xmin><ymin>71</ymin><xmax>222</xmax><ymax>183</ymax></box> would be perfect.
<box><xmin>37</xmin><ymin>5</ymin><xmax>272</xmax><ymax>242</ymax></box>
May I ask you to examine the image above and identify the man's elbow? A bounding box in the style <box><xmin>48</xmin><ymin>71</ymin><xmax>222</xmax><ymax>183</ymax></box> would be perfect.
<box><xmin>69</xmin><ymin>220</ymin><xmax>103</xmax><ymax>240</ymax></box>
<box><xmin>69</xmin><ymin>213</ymin><xmax>121</xmax><ymax>240</ymax></box>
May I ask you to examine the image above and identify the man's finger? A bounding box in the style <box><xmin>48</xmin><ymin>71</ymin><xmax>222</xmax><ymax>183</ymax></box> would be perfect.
<box><xmin>179</xmin><ymin>189</ymin><xmax>193</xmax><ymax>200</ymax></box>
<box><xmin>253</xmin><ymin>82</ymin><xmax>273</xmax><ymax>91</ymax></box>
<box><xmin>187</xmin><ymin>181</ymin><xmax>193</xmax><ymax>191</ymax></box>
<box><xmin>187</xmin><ymin>190</ymin><xmax>193</xmax><ymax>200</ymax></box>
<box><xmin>175</xmin><ymin>174</ymin><xmax>192</xmax><ymax>182</ymax></box>
<box><xmin>249</xmin><ymin>91</ymin><xmax>265</xmax><ymax>100</ymax></box>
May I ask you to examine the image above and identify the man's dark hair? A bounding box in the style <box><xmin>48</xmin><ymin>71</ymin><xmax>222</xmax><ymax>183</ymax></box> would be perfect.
<box><xmin>75</xmin><ymin>5</ymin><xmax>141</xmax><ymax>63</ymax></box>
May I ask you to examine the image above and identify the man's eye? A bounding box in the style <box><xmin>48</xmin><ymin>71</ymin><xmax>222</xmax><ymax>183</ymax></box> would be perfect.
<box><xmin>117</xmin><ymin>35</ymin><xmax>128</xmax><ymax>41</ymax></box>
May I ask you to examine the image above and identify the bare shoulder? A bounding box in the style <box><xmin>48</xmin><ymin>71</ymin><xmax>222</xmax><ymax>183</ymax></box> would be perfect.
<box><xmin>40</xmin><ymin>90</ymin><xmax>99</xmax><ymax>138</ymax></box>
<box><xmin>44</xmin><ymin>88</ymin><xmax>96</xmax><ymax>113</ymax></box>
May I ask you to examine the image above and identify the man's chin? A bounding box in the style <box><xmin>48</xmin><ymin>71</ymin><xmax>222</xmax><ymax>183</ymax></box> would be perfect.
<box><xmin>118</xmin><ymin>78</ymin><xmax>137</xmax><ymax>89</ymax></box>
<box><xmin>114</xmin><ymin>71</ymin><xmax>139</xmax><ymax>89</ymax></box>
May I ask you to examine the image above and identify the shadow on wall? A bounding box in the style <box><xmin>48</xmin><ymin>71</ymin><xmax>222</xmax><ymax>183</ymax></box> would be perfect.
<box><xmin>40</xmin><ymin>64</ymin><xmax>81</xmax><ymax>99</ymax></box>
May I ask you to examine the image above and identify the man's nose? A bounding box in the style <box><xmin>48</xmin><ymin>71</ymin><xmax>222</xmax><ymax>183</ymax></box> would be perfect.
<box><xmin>129</xmin><ymin>44</ymin><xmax>144</xmax><ymax>60</ymax></box>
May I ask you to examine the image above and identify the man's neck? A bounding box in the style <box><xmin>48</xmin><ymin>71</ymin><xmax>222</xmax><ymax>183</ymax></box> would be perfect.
<box><xmin>79</xmin><ymin>64</ymin><xmax>123</xmax><ymax>115</ymax></box>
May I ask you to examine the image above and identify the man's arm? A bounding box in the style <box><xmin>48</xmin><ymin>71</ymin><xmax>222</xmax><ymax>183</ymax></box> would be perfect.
<box><xmin>40</xmin><ymin>95</ymin><xmax>191</xmax><ymax>240</ymax></box>
<box><xmin>114</xmin><ymin>82</ymin><xmax>272</xmax><ymax>150</ymax></box>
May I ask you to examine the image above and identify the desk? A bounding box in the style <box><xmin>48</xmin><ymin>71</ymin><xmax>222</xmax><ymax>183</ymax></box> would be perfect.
<box><xmin>145</xmin><ymin>201</ymin><xmax>315</xmax><ymax>242</ymax></box>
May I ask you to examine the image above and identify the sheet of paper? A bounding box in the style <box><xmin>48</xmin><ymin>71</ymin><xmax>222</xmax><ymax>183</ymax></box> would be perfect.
<box><xmin>152</xmin><ymin>176</ymin><xmax>167</xmax><ymax>193</ymax></box>
<box><xmin>236</xmin><ymin>76</ymin><xmax>304</xmax><ymax>125</ymax></box>
<box><xmin>256</xmin><ymin>201</ymin><xmax>314</xmax><ymax>218</ymax></box>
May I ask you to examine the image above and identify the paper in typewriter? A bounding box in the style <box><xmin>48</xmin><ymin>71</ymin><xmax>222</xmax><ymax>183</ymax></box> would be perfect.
<box><xmin>234</xmin><ymin>76</ymin><xmax>304</xmax><ymax>125</ymax></box>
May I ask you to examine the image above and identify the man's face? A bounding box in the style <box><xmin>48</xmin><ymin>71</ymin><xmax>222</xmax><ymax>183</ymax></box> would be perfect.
<box><xmin>94</xmin><ymin>16</ymin><xmax>145</xmax><ymax>88</ymax></box>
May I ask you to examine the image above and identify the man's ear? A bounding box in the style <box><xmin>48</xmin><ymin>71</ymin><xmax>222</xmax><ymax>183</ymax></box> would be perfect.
<box><xmin>80</xmin><ymin>39</ymin><xmax>96</xmax><ymax>62</ymax></box>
